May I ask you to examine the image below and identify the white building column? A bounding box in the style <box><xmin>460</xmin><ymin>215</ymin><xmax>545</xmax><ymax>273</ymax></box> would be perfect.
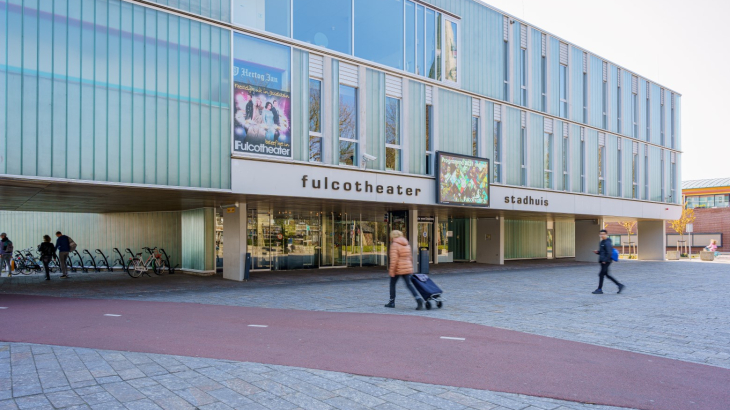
<box><xmin>575</xmin><ymin>219</ymin><xmax>601</xmax><ymax>262</ymax></box>
<box><xmin>476</xmin><ymin>217</ymin><xmax>504</xmax><ymax>265</ymax></box>
<box><xmin>223</xmin><ymin>202</ymin><xmax>248</xmax><ymax>281</ymax></box>
<box><xmin>638</xmin><ymin>220</ymin><xmax>666</xmax><ymax>261</ymax></box>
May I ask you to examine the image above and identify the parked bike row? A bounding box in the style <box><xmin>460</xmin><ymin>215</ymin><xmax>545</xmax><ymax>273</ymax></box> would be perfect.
<box><xmin>11</xmin><ymin>247</ymin><xmax>179</xmax><ymax>278</ymax></box>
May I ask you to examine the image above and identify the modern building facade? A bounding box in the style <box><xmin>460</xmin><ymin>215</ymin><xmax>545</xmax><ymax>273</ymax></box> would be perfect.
<box><xmin>0</xmin><ymin>0</ymin><xmax>682</xmax><ymax>278</ymax></box>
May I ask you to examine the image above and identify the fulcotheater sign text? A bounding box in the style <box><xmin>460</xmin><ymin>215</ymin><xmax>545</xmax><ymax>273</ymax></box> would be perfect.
<box><xmin>301</xmin><ymin>175</ymin><xmax>423</xmax><ymax>196</ymax></box>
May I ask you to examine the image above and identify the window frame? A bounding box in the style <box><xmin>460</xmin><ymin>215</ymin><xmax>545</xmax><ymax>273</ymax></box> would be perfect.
<box><xmin>544</xmin><ymin>132</ymin><xmax>553</xmax><ymax>189</ymax></box>
<box><xmin>643</xmin><ymin>150</ymin><xmax>649</xmax><ymax>200</ymax></box>
<box><xmin>385</xmin><ymin>96</ymin><xmax>402</xmax><ymax>171</ymax></box>
<box><xmin>520</xmin><ymin>48</ymin><xmax>527</xmax><ymax>107</ymax></box>
<box><xmin>632</xmin><ymin>152</ymin><xmax>638</xmax><ymax>199</ymax></box>
<box><xmin>425</xmin><ymin>104</ymin><xmax>434</xmax><ymax>175</ymax></box>
<box><xmin>559</xmin><ymin>64</ymin><xmax>568</xmax><ymax>119</ymax></box>
<box><xmin>645</xmin><ymin>91</ymin><xmax>651</xmax><ymax>141</ymax></box>
<box><xmin>582</xmin><ymin>72</ymin><xmax>588</xmax><ymax>123</ymax></box>
<box><xmin>598</xmin><ymin>144</ymin><xmax>605</xmax><ymax>195</ymax></box>
<box><xmin>442</xmin><ymin>15</ymin><xmax>460</xmax><ymax>86</ymax></box>
<box><xmin>580</xmin><ymin>137</ymin><xmax>586</xmax><ymax>193</ymax></box>
<box><xmin>338</xmin><ymin>84</ymin><xmax>359</xmax><ymax>167</ymax></box>
<box><xmin>616</xmin><ymin>82</ymin><xmax>622</xmax><ymax>134</ymax></box>
<box><xmin>562</xmin><ymin>135</ymin><xmax>569</xmax><ymax>191</ymax></box>
<box><xmin>632</xmin><ymin>92</ymin><xmax>638</xmax><ymax>139</ymax></box>
<box><xmin>541</xmin><ymin>55</ymin><xmax>547</xmax><ymax>112</ymax></box>
<box><xmin>504</xmin><ymin>40</ymin><xmax>510</xmax><ymax>101</ymax></box>
<box><xmin>602</xmin><ymin>80</ymin><xmax>608</xmax><ymax>130</ymax></box>
<box><xmin>617</xmin><ymin>146</ymin><xmax>622</xmax><ymax>196</ymax></box>
<box><xmin>471</xmin><ymin>116</ymin><xmax>479</xmax><ymax>157</ymax></box>
<box><xmin>493</xmin><ymin>120</ymin><xmax>502</xmax><ymax>183</ymax></box>
<box><xmin>308</xmin><ymin>78</ymin><xmax>323</xmax><ymax>162</ymax></box>
<box><xmin>520</xmin><ymin>126</ymin><xmax>527</xmax><ymax>186</ymax></box>
<box><xmin>660</xmin><ymin>154</ymin><xmax>665</xmax><ymax>202</ymax></box>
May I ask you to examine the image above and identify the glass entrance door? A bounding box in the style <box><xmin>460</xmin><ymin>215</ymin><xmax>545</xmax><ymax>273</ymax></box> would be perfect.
<box><xmin>417</xmin><ymin>223</ymin><xmax>433</xmax><ymax>263</ymax></box>
<box><xmin>321</xmin><ymin>213</ymin><xmax>349</xmax><ymax>268</ymax></box>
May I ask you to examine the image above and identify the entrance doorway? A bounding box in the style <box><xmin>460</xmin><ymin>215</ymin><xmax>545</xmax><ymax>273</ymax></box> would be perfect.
<box><xmin>417</xmin><ymin>219</ymin><xmax>434</xmax><ymax>263</ymax></box>
<box><xmin>547</xmin><ymin>228</ymin><xmax>554</xmax><ymax>259</ymax></box>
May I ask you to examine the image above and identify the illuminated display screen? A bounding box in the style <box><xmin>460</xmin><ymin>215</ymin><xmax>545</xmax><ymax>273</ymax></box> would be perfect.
<box><xmin>436</xmin><ymin>152</ymin><xmax>490</xmax><ymax>207</ymax></box>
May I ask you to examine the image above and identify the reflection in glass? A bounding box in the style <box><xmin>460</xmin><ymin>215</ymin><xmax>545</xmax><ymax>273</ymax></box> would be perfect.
<box><xmin>293</xmin><ymin>0</ymin><xmax>352</xmax><ymax>54</ymax></box>
<box><xmin>444</xmin><ymin>20</ymin><xmax>457</xmax><ymax>82</ymax></box>
<box><xmin>385</xmin><ymin>97</ymin><xmax>400</xmax><ymax>145</ymax></box>
<box><xmin>386</xmin><ymin>148</ymin><xmax>401</xmax><ymax>171</ymax></box>
<box><xmin>493</xmin><ymin>121</ymin><xmax>502</xmax><ymax>182</ymax></box>
<box><xmin>339</xmin><ymin>140</ymin><xmax>357</xmax><ymax>166</ymax></box>
<box><xmin>233</xmin><ymin>0</ymin><xmax>290</xmax><ymax>37</ymax></box>
<box><xmin>544</xmin><ymin>132</ymin><xmax>553</xmax><ymax>189</ymax></box>
<box><xmin>562</xmin><ymin>137</ymin><xmax>569</xmax><ymax>191</ymax></box>
<box><xmin>354</xmin><ymin>0</ymin><xmax>404</xmax><ymax>69</ymax></box>
<box><xmin>233</xmin><ymin>33</ymin><xmax>291</xmax><ymax>92</ymax></box>
<box><xmin>436</xmin><ymin>13</ymin><xmax>442</xmax><ymax>80</ymax></box>
<box><xmin>309</xmin><ymin>79</ymin><xmax>321</xmax><ymax>133</ymax></box>
<box><xmin>309</xmin><ymin>135</ymin><xmax>322</xmax><ymax>162</ymax></box>
<box><xmin>559</xmin><ymin>65</ymin><xmax>567</xmax><ymax>118</ymax></box>
<box><xmin>405</xmin><ymin>1</ymin><xmax>416</xmax><ymax>74</ymax></box>
<box><xmin>425</xmin><ymin>9</ymin><xmax>436</xmax><ymax>79</ymax></box>
<box><xmin>471</xmin><ymin>116</ymin><xmax>478</xmax><ymax>157</ymax></box>
<box><xmin>416</xmin><ymin>5</ymin><xmax>424</xmax><ymax>76</ymax></box>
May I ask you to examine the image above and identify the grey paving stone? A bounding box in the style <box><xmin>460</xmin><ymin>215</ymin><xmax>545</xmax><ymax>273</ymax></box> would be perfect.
<box><xmin>45</xmin><ymin>389</ymin><xmax>86</xmax><ymax>408</ymax></box>
<box><xmin>207</xmin><ymin>388</ymin><xmax>255</xmax><ymax>408</ymax></box>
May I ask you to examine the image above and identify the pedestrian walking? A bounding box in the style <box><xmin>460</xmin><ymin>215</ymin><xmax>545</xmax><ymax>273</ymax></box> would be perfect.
<box><xmin>0</xmin><ymin>233</ymin><xmax>13</xmax><ymax>276</ymax></box>
<box><xmin>38</xmin><ymin>235</ymin><xmax>56</xmax><ymax>281</ymax></box>
<box><xmin>592</xmin><ymin>229</ymin><xmax>625</xmax><ymax>294</ymax></box>
<box><xmin>384</xmin><ymin>230</ymin><xmax>425</xmax><ymax>310</ymax></box>
<box><xmin>55</xmin><ymin>231</ymin><xmax>75</xmax><ymax>278</ymax></box>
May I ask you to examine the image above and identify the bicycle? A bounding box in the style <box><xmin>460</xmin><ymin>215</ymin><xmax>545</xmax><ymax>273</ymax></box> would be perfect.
<box><xmin>127</xmin><ymin>247</ymin><xmax>165</xmax><ymax>278</ymax></box>
<box><xmin>143</xmin><ymin>247</ymin><xmax>167</xmax><ymax>275</ymax></box>
<box><xmin>16</xmin><ymin>248</ymin><xmax>41</xmax><ymax>275</ymax></box>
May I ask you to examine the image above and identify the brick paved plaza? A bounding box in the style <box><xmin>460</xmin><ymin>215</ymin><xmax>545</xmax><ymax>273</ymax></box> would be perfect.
<box><xmin>1</xmin><ymin>260</ymin><xmax>729</xmax><ymax>409</ymax></box>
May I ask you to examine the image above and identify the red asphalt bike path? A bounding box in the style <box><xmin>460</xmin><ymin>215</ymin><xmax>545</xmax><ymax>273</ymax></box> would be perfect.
<box><xmin>0</xmin><ymin>294</ymin><xmax>728</xmax><ymax>410</ymax></box>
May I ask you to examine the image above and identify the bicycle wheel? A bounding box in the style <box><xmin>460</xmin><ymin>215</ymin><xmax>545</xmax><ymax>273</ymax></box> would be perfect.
<box><xmin>127</xmin><ymin>259</ymin><xmax>143</xmax><ymax>278</ymax></box>
<box><xmin>152</xmin><ymin>259</ymin><xmax>166</xmax><ymax>275</ymax></box>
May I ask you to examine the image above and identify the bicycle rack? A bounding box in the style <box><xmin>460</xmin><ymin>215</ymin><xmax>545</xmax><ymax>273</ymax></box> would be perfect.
<box><xmin>83</xmin><ymin>249</ymin><xmax>100</xmax><ymax>272</ymax></box>
<box><xmin>112</xmin><ymin>248</ymin><xmax>127</xmax><ymax>272</ymax></box>
<box><xmin>96</xmin><ymin>249</ymin><xmax>113</xmax><ymax>272</ymax></box>
<box><xmin>71</xmin><ymin>250</ymin><xmax>87</xmax><ymax>273</ymax></box>
<box><xmin>159</xmin><ymin>248</ymin><xmax>179</xmax><ymax>274</ymax></box>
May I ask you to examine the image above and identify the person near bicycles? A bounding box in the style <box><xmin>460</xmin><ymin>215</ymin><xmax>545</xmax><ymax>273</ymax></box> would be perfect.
<box><xmin>55</xmin><ymin>231</ymin><xmax>74</xmax><ymax>278</ymax></box>
<box><xmin>0</xmin><ymin>233</ymin><xmax>13</xmax><ymax>276</ymax></box>
<box><xmin>38</xmin><ymin>235</ymin><xmax>56</xmax><ymax>281</ymax></box>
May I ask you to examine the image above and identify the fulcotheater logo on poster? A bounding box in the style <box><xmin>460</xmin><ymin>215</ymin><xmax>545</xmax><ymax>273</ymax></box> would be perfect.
<box><xmin>505</xmin><ymin>195</ymin><xmax>549</xmax><ymax>206</ymax></box>
<box><xmin>235</xmin><ymin>141</ymin><xmax>291</xmax><ymax>156</ymax></box>
<box><xmin>301</xmin><ymin>175</ymin><xmax>422</xmax><ymax>196</ymax></box>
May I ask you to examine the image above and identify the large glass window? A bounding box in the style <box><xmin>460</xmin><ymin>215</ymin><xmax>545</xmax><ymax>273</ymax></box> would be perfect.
<box><xmin>520</xmin><ymin>48</ymin><xmax>527</xmax><ymax>106</ymax></box>
<box><xmin>541</xmin><ymin>56</ymin><xmax>547</xmax><ymax>112</ymax></box>
<box><xmin>617</xmin><ymin>82</ymin><xmax>622</xmax><ymax>133</ymax></box>
<box><xmin>580</xmin><ymin>137</ymin><xmax>586</xmax><ymax>192</ymax></box>
<box><xmin>660</xmin><ymin>154</ymin><xmax>665</xmax><ymax>201</ymax></box>
<box><xmin>632</xmin><ymin>93</ymin><xmax>638</xmax><ymax>138</ymax></box>
<box><xmin>646</xmin><ymin>92</ymin><xmax>651</xmax><ymax>141</ymax></box>
<box><xmin>233</xmin><ymin>0</ymin><xmax>290</xmax><ymax>37</ymax></box>
<box><xmin>426</xmin><ymin>105</ymin><xmax>433</xmax><ymax>174</ymax></box>
<box><xmin>339</xmin><ymin>85</ymin><xmax>358</xmax><ymax>166</ymax></box>
<box><xmin>521</xmin><ymin>127</ymin><xmax>527</xmax><ymax>186</ymax></box>
<box><xmin>598</xmin><ymin>145</ymin><xmax>605</xmax><ymax>195</ymax></box>
<box><xmin>632</xmin><ymin>152</ymin><xmax>638</xmax><ymax>199</ymax></box>
<box><xmin>583</xmin><ymin>72</ymin><xmax>588</xmax><ymax>123</ymax></box>
<box><xmin>716</xmin><ymin>195</ymin><xmax>730</xmax><ymax>208</ymax></box>
<box><xmin>493</xmin><ymin>121</ymin><xmax>502</xmax><ymax>183</ymax></box>
<box><xmin>425</xmin><ymin>9</ymin><xmax>437</xmax><ymax>80</ymax></box>
<box><xmin>562</xmin><ymin>137</ymin><xmax>569</xmax><ymax>191</ymax></box>
<box><xmin>644</xmin><ymin>151</ymin><xmax>649</xmax><ymax>200</ymax></box>
<box><xmin>671</xmin><ymin>95</ymin><xmax>676</xmax><ymax>149</ymax></box>
<box><xmin>670</xmin><ymin>161</ymin><xmax>676</xmax><ymax>202</ymax></box>
<box><xmin>660</xmin><ymin>99</ymin><xmax>665</xmax><ymax>146</ymax></box>
<box><xmin>544</xmin><ymin>133</ymin><xmax>553</xmax><ymax>189</ymax></box>
<box><xmin>293</xmin><ymin>0</ymin><xmax>351</xmax><ymax>55</ymax></box>
<box><xmin>602</xmin><ymin>81</ymin><xmax>608</xmax><ymax>130</ymax></box>
<box><xmin>416</xmin><ymin>5</ymin><xmax>425</xmax><ymax>76</ymax></box>
<box><xmin>309</xmin><ymin>79</ymin><xmax>322</xmax><ymax>162</ymax></box>
<box><xmin>471</xmin><ymin>117</ymin><xmax>479</xmax><ymax>157</ymax></box>
<box><xmin>504</xmin><ymin>41</ymin><xmax>510</xmax><ymax>101</ymax></box>
<box><xmin>444</xmin><ymin>19</ymin><xmax>458</xmax><ymax>83</ymax></box>
<box><xmin>618</xmin><ymin>147</ymin><xmax>622</xmax><ymax>195</ymax></box>
<box><xmin>405</xmin><ymin>1</ymin><xmax>416</xmax><ymax>74</ymax></box>
<box><xmin>385</xmin><ymin>97</ymin><xmax>401</xmax><ymax>171</ymax></box>
<box><xmin>355</xmin><ymin>0</ymin><xmax>404</xmax><ymax>70</ymax></box>
<box><xmin>559</xmin><ymin>65</ymin><xmax>568</xmax><ymax>118</ymax></box>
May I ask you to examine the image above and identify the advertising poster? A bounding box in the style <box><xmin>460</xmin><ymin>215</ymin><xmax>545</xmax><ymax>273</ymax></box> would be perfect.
<box><xmin>232</xmin><ymin>33</ymin><xmax>292</xmax><ymax>158</ymax></box>
<box><xmin>437</xmin><ymin>153</ymin><xmax>490</xmax><ymax>207</ymax></box>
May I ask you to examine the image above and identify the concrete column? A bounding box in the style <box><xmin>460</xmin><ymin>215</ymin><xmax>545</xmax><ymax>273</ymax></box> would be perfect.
<box><xmin>638</xmin><ymin>220</ymin><xmax>666</xmax><ymax>261</ymax></box>
<box><xmin>433</xmin><ymin>216</ymin><xmax>439</xmax><ymax>265</ymax></box>
<box><xmin>476</xmin><ymin>217</ymin><xmax>504</xmax><ymax>265</ymax></box>
<box><xmin>408</xmin><ymin>209</ymin><xmax>419</xmax><ymax>271</ymax></box>
<box><xmin>575</xmin><ymin>219</ymin><xmax>601</xmax><ymax>262</ymax></box>
<box><xmin>223</xmin><ymin>202</ymin><xmax>248</xmax><ymax>281</ymax></box>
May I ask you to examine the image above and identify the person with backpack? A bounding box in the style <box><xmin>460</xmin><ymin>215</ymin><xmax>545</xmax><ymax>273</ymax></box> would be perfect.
<box><xmin>592</xmin><ymin>229</ymin><xmax>625</xmax><ymax>294</ymax></box>
<box><xmin>55</xmin><ymin>231</ymin><xmax>75</xmax><ymax>278</ymax></box>
<box><xmin>384</xmin><ymin>230</ymin><xmax>425</xmax><ymax>310</ymax></box>
<box><xmin>0</xmin><ymin>233</ymin><xmax>13</xmax><ymax>275</ymax></box>
<box><xmin>38</xmin><ymin>235</ymin><xmax>56</xmax><ymax>281</ymax></box>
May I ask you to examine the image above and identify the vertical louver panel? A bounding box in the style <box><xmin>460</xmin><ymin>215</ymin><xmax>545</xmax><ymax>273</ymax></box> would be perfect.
<box><xmin>520</xmin><ymin>25</ymin><xmax>527</xmax><ymax>48</ymax></box>
<box><xmin>494</xmin><ymin>104</ymin><xmax>502</xmax><ymax>122</ymax></box>
<box><xmin>599</xmin><ymin>133</ymin><xmax>605</xmax><ymax>147</ymax></box>
<box><xmin>472</xmin><ymin>98</ymin><xmax>481</xmax><ymax>117</ymax></box>
<box><xmin>582</xmin><ymin>52</ymin><xmax>588</xmax><ymax>73</ymax></box>
<box><xmin>559</xmin><ymin>43</ymin><xmax>568</xmax><ymax>65</ymax></box>
<box><xmin>644</xmin><ymin>144</ymin><xmax>648</xmax><ymax>156</ymax></box>
<box><xmin>602</xmin><ymin>62</ymin><xmax>608</xmax><ymax>82</ymax></box>
<box><xmin>543</xmin><ymin>116</ymin><xmax>552</xmax><ymax>133</ymax></box>
<box><xmin>646</xmin><ymin>82</ymin><xmax>650</xmax><ymax>95</ymax></box>
<box><xmin>385</xmin><ymin>75</ymin><xmax>402</xmax><ymax>98</ymax></box>
<box><xmin>563</xmin><ymin>122</ymin><xmax>569</xmax><ymax>137</ymax></box>
<box><xmin>425</xmin><ymin>85</ymin><xmax>433</xmax><ymax>105</ymax></box>
<box><xmin>503</xmin><ymin>16</ymin><xmax>509</xmax><ymax>41</ymax></box>
<box><xmin>541</xmin><ymin>33</ymin><xmax>547</xmax><ymax>56</ymax></box>
<box><xmin>521</xmin><ymin>111</ymin><xmax>527</xmax><ymax>128</ymax></box>
<box><xmin>580</xmin><ymin>127</ymin><xmax>585</xmax><ymax>141</ymax></box>
<box><xmin>633</xmin><ymin>141</ymin><xmax>639</xmax><ymax>154</ymax></box>
<box><xmin>660</xmin><ymin>88</ymin><xmax>665</xmax><ymax>105</ymax></box>
<box><xmin>618</xmin><ymin>137</ymin><xmax>622</xmax><ymax>149</ymax></box>
<box><xmin>309</xmin><ymin>54</ymin><xmax>324</xmax><ymax>79</ymax></box>
<box><xmin>671</xmin><ymin>152</ymin><xmax>676</xmax><ymax>163</ymax></box>
<box><xmin>339</xmin><ymin>62</ymin><xmax>359</xmax><ymax>87</ymax></box>
<box><xmin>631</xmin><ymin>75</ymin><xmax>638</xmax><ymax>94</ymax></box>
<box><xmin>617</xmin><ymin>69</ymin><xmax>621</xmax><ymax>86</ymax></box>
<box><xmin>671</xmin><ymin>93</ymin><xmax>675</xmax><ymax>108</ymax></box>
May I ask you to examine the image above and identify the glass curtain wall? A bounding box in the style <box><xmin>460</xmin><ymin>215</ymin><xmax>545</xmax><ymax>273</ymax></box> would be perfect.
<box><xmin>293</xmin><ymin>0</ymin><xmax>352</xmax><ymax>54</ymax></box>
<box><xmin>234</xmin><ymin>0</ymin><xmax>290</xmax><ymax>37</ymax></box>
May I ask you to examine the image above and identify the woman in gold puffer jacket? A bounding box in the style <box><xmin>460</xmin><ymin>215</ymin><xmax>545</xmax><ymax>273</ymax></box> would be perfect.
<box><xmin>384</xmin><ymin>230</ymin><xmax>424</xmax><ymax>310</ymax></box>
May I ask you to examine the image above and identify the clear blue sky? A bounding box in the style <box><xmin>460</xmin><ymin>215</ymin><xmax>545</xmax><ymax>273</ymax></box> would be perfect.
<box><xmin>482</xmin><ymin>0</ymin><xmax>729</xmax><ymax>182</ymax></box>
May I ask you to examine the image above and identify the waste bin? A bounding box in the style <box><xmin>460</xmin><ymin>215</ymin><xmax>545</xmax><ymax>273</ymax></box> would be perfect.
<box><xmin>244</xmin><ymin>252</ymin><xmax>252</xmax><ymax>280</ymax></box>
<box><xmin>419</xmin><ymin>248</ymin><xmax>429</xmax><ymax>274</ymax></box>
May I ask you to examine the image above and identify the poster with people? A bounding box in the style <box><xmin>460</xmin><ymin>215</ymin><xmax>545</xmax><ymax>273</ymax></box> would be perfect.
<box><xmin>437</xmin><ymin>153</ymin><xmax>490</xmax><ymax>206</ymax></box>
<box><xmin>232</xmin><ymin>33</ymin><xmax>292</xmax><ymax>158</ymax></box>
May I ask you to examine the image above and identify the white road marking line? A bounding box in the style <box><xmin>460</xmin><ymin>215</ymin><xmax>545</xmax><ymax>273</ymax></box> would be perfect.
<box><xmin>248</xmin><ymin>325</ymin><xmax>268</xmax><ymax>328</ymax></box>
<box><xmin>0</xmin><ymin>307</ymin><xmax>8</xmax><ymax>309</ymax></box>
<box><xmin>440</xmin><ymin>336</ymin><xmax>465</xmax><ymax>341</ymax></box>
<box><xmin>104</xmin><ymin>314</ymin><xmax>122</xmax><ymax>317</ymax></box>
